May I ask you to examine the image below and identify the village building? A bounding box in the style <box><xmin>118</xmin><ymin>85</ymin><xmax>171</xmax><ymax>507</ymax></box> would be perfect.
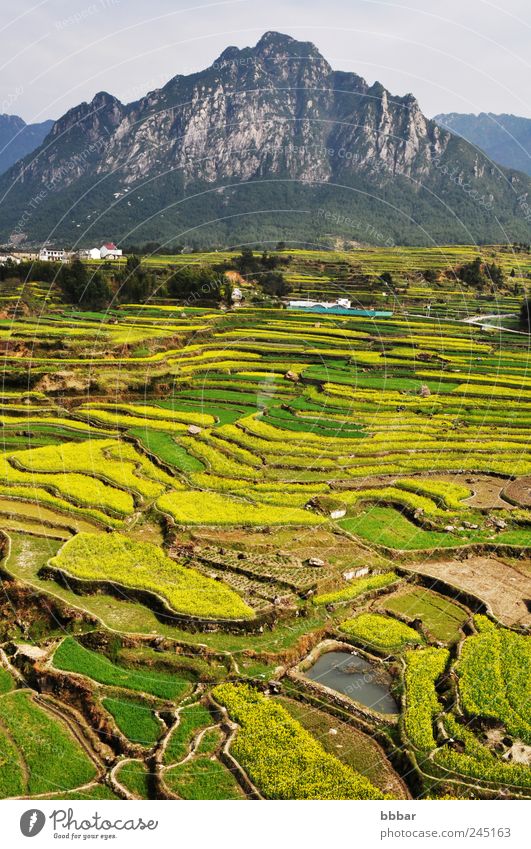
<box><xmin>0</xmin><ymin>253</ymin><xmax>21</xmax><ymax>264</ymax></box>
<box><xmin>77</xmin><ymin>248</ymin><xmax>101</xmax><ymax>260</ymax></box>
<box><xmin>39</xmin><ymin>248</ymin><xmax>66</xmax><ymax>262</ymax></box>
<box><xmin>99</xmin><ymin>242</ymin><xmax>123</xmax><ymax>259</ymax></box>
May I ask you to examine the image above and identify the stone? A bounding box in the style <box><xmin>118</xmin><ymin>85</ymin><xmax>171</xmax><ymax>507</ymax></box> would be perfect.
<box><xmin>307</xmin><ymin>557</ymin><xmax>325</xmax><ymax>567</ymax></box>
<box><xmin>330</xmin><ymin>507</ymin><xmax>346</xmax><ymax>519</ymax></box>
<box><xmin>492</xmin><ymin>518</ymin><xmax>507</xmax><ymax>529</ymax></box>
<box><xmin>187</xmin><ymin>424</ymin><xmax>202</xmax><ymax>435</ymax></box>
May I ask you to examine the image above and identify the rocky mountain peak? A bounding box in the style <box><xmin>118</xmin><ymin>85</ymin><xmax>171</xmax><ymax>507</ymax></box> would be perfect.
<box><xmin>0</xmin><ymin>31</ymin><xmax>528</xmax><ymax>246</ymax></box>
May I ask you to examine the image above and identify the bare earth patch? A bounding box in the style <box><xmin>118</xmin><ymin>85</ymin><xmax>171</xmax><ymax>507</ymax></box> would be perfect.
<box><xmin>502</xmin><ymin>476</ymin><xmax>531</xmax><ymax>508</ymax></box>
<box><xmin>405</xmin><ymin>555</ymin><xmax>530</xmax><ymax>627</ymax></box>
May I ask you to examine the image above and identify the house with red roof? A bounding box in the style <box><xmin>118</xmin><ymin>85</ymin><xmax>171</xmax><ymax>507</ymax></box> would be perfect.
<box><xmin>99</xmin><ymin>242</ymin><xmax>122</xmax><ymax>259</ymax></box>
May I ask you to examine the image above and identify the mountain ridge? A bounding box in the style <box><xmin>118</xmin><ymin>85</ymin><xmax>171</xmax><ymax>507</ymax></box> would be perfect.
<box><xmin>0</xmin><ymin>114</ymin><xmax>54</xmax><ymax>177</ymax></box>
<box><xmin>435</xmin><ymin>112</ymin><xmax>531</xmax><ymax>177</ymax></box>
<box><xmin>1</xmin><ymin>32</ymin><xmax>529</xmax><ymax>248</ymax></box>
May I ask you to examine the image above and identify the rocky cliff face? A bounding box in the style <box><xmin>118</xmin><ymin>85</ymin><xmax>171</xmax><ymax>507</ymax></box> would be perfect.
<box><xmin>0</xmin><ymin>31</ymin><xmax>528</xmax><ymax>245</ymax></box>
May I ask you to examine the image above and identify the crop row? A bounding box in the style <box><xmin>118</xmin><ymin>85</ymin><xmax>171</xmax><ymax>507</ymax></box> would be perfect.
<box><xmin>456</xmin><ymin>616</ymin><xmax>531</xmax><ymax>744</ymax></box>
<box><xmin>50</xmin><ymin>532</ymin><xmax>255</xmax><ymax>620</ymax></box>
<box><xmin>54</xmin><ymin>637</ymin><xmax>190</xmax><ymax>700</ymax></box>
<box><xmin>403</xmin><ymin>648</ymin><xmax>449</xmax><ymax>752</ymax></box>
<box><xmin>156</xmin><ymin>489</ymin><xmax>323</xmax><ymax>526</ymax></box>
<box><xmin>213</xmin><ymin>683</ymin><xmax>388</xmax><ymax>799</ymax></box>
<box><xmin>314</xmin><ymin>572</ymin><xmax>399</xmax><ymax>606</ymax></box>
<box><xmin>339</xmin><ymin>613</ymin><xmax>423</xmax><ymax>651</ymax></box>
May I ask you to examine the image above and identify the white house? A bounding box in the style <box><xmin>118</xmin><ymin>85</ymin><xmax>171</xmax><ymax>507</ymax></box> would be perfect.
<box><xmin>77</xmin><ymin>248</ymin><xmax>101</xmax><ymax>260</ymax></box>
<box><xmin>288</xmin><ymin>297</ymin><xmax>351</xmax><ymax>310</ymax></box>
<box><xmin>0</xmin><ymin>253</ymin><xmax>21</xmax><ymax>264</ymax></box>
<box><xmin>39</xmin><ymin>248</ymin><xmax>66</xmax><ymax>262</ymax></box>
<box><xmin>99</xmin><ymin>242</ymin><xmax>122</xmax><ymax>259</ymax></box>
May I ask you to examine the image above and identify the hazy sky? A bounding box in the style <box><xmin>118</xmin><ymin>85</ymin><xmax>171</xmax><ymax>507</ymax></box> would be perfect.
<box><xmin>2</xmin><ymin>0</ymin><xmax>529</xmax><ymax>123</ymax></box>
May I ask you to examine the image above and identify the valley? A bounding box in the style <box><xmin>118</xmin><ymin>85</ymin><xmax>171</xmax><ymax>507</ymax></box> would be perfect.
<box><xmin>0</xmin><ymin>245</ymin><xmax>529</xmax><ymax>801</ymax></box>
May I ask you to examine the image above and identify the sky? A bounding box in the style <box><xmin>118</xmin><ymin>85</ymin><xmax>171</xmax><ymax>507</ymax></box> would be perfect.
<box><xmin>1</xmin><ymin>0</ymin><xmax>529</xmax><ymax>124</ymax></box>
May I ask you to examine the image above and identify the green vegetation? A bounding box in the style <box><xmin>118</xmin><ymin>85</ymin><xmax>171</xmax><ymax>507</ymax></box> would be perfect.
<box><xmin>456</xmin><ymin>616</ymin><xmax>531</xmax><ymax>744</ymax></box>
<box><xmin>340</xmin><ymin>506</ymin><xmax>531</xmax><ymax>550</ymax></box>
<box><xmin>314</xmin><ymin>572</ymin><xmax>399</xmax><ymax>606</ymax></box>
<box><xmin>163</xmin><ymin>704</ymin><xmax>213</xmax><ymax>765</ymax></box>
<box><xmin>102</xmin><ymin>697</ymin><xmax>162</xmax><ymax>745</ymax></box>
<box><xmin>54</xmin><ymin>638</ymin><xmax>189</xmax><ymax>700</ymax></box>
<box><xmin>42</xmin><ymin>784</ymin><xmax>120</xmax><ymax>800</ymax></box>
<box><xmin>0</xmin><ymin>727</ymin><xmax>25</xmax><ymax>797</ymax></box>
<box><xmin>0</xmin><ymin>691</ymin><xmax>97</xmax><ymax>796</ymax></box>
<box><xmin>164</xmin><ymin>757</ymin><xmax>244</xmax><ymax>799</ymax></box>
<box><xmin>1</xmin><ymin>248</ymin><xmax>531</xmax><ymax>801</ymax></box>
<box><xmin>279</xmin><ymin>698</ymin><xmax>406</xmax><ymax>797</ymax></box>
<box><xmin>157</xmin><ymin>489</ymin><xmax>323</xmax><ymax>526</ymax></box>
<box><xmin>434</xmin><ymin>715</ymin><xmax>531</xmax><ymax>790</ymax></box>
<box><xmin>115</xmin><ymin>760</ymin><xmax>150</xmax><ymax>798</ymax></box>
<box><xmin>382</xmin><ymin>588</ymin><xmax>467</xmax><ymax>643</ymax></box>
<box><xmin>0</xmin><ymin>668</ymin><xmax>14</xmax><ymax>694</ymax></box>
<box><xmin>403</xmin><ymin>648</ymin><xmax>449</xmax><ymax>752</ymax></box>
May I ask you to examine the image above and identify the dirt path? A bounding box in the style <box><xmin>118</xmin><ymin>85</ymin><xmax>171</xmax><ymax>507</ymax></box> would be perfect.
<box><xmin>407</xmin><ymin>555</ymin><xmax>530</xmax><ymax>627</ymax></box>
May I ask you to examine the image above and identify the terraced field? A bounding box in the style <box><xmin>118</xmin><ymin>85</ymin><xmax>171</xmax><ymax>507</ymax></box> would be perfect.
<box><xmin>0</xmin><ymin>248</ymin><xmax>529</xmax><ymax>801</ymax></box>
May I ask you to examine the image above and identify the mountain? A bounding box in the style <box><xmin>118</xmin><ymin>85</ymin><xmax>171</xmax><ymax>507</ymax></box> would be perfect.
<box><xmin>0</xmin><ymin>114</ymin><xmax>54</xmax><ymax>176</ymax></box>
<box><xmin>0</xmin><ymin>32</ymin><xmax>530</xmax><ymax>248</ymax></box>
<box><xmin>435</xmin><ymin>112</ymin><xmax>531</xmax><ymax>177</ymax></box>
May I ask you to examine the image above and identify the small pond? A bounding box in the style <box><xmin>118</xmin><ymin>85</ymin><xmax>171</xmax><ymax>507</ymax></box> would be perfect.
<box><xmin>304</xmin><ymin>650</ymin><xmax>399</xmax><ymax>715</ymax></box>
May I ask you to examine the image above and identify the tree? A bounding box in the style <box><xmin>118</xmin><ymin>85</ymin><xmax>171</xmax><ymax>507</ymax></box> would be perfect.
<box><xmin>235</xmin><ymin>248</ymin><xmax>258</xmax><ymax>275</ymax></box>
<box><xmin>458</xmin><ymin>257</ymin><xmax>483</xmax><ymax>285</ymax></box>
<box><xmin>118</xmin><ymin>255</ymin><xmax>155</xmax><ymax>302</ymax></box>
<box><xmin>220</xmin><ymin>276</ymin><xmax>234</xmax><ymax>306</ymax></box>
<box><xmin>82</xmin><ymin>271</ymin><xmax>112</xmax><ymax>310</ymax></box>
<box><xmin>58</xmin><ymin>260</ymin><xmax>112</xmax><ymax>309</ymax></box>
<box><xmin>485</xmin><ymin>262</ymin><xmax>504</xmax><ymax>287</ymax></box>
<box><xmin>520</xmin><ymin>298</ymin><xmax>531</xmax><ymax>331</ymax></box>
<box><xmin>126</xmin><ymin>254</ymin><xmax>141</xmax><ymax>274</ymax></box>
<box><xmin>167</xmin><ymin>265</ymin><xmax>221</xmax><ymax>301</ymax></box>
<box><xmin>261</xmin><ymin>271</ymin><xmax>291</xmax><ymax>297</ymax></box>
<box><xmin>58</xmin><ymin>259</ymin><xmax>89</xmax><ymax>302</ymax></box>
